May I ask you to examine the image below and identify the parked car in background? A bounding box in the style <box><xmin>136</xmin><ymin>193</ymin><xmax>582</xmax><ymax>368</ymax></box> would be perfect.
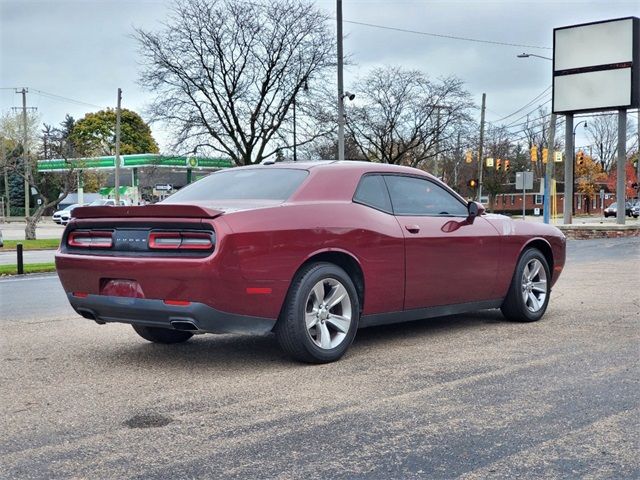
<box><xmin>52</xmin><ymin>204</ymin><xmax>80</xmax><ymax>224</ymax></box>
<box><xmin>631</xmin><ymin>201</ymin><xmax>640</xmax><ymax>218</ymax></box>
<box><xmin>88</xmin><ymin>199</ymin><xmax>131</xmax><ymax>207</ymax></box>
<box><xmin>60</xmin><ymin>208</ymin><xmax>80</xmax><ymax>226</ymax></box>
<box><xmin>604</xmin><ymin>202</ymin><xmax>637</xmax><ymax>218</ymax></box>
<box><xmin>56</xmin><ymin>161</ymin><xmax>566</xmax><ymax>363</ymax></box>
<box><xmin>55</xmin><ymin>200</ymin><xmax>131</xmax><ymax>226</ymax></box>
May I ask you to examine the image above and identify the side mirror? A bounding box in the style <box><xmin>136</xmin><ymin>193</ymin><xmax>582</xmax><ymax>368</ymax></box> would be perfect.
<box><xmin>467</xmin><ymin>201</ymin><xmax>485</xmax><ymax>220</ymax></box>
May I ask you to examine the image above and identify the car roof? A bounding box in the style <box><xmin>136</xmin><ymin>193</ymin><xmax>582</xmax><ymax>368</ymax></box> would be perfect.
<box><xmin>254</xmin><ymin>160</ymin><xmax>438</xmax><ymax>180</ymax></box>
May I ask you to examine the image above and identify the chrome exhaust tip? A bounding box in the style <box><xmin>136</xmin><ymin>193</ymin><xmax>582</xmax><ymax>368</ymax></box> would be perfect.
<box><xmin>170</xmin><ymin>320</ymin><xmax>199</xmax><ymax>331</ymax></box>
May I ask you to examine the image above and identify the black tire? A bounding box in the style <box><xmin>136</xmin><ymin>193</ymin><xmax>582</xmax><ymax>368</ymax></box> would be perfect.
<box><xmin>275</xmin><ymin>262</ymin><xmax>360</xmax><ymax>363</ymax></box>
<box><xmin>501</xmin><ymin>248</ymin><xmax>551</xmax><ymax>323</ymax></box>
<box><xmin>132</xmin><ymin>325</ymin><xmax>194</xmax><ymax>344</ymax></box>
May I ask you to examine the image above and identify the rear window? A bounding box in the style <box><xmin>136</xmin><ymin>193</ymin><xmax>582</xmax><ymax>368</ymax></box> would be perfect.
<box><xmin>165</xmin><ymin>168</ymin><xmax>308</xmax><ymax>202</ymax></box>
<box><xmin>353</xmin><ymin>174</ymin><xmax>392</xmax><ymax>213</ymax></box>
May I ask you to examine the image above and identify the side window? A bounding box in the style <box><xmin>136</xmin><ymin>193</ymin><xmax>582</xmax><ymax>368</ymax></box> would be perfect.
<box><xmin>353</xmin><ymin>174</ymin><xmax>392</xmax><ymax>213</ymax></box>
<box><xmin>383</xmin><ymin>175</ymin><xmax>468</xmax><ymax>217</ymax></box>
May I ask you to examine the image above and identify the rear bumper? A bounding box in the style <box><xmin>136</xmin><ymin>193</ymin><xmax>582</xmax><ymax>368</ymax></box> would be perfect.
<box><xmin>68</xmin><ymin>294</ymin><xmax>275</xmax><ymax>335</ymax></box>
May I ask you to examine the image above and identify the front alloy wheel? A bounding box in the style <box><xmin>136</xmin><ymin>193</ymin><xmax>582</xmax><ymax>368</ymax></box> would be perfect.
<box><xmin>520</xmin><ymin>258</ymin><xmax>548</xmax><ymax>313</ymax></box>
<box><xmin>501</xmin><ymin>248</ymin><xmax>551</xmax><ymax>322</ymax></box>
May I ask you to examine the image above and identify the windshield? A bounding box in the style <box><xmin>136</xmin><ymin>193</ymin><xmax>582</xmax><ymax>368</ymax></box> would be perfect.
<box><xmin>89</xmin><ymin>200</ymin><xmax>109</xmax><ymax>206</ymax></box>
<box><xmin>165</xmin><ymin>168</ymin><xmax>309</xmax><ymax>203</ymax></box>
<box><xmin>64</xmin><ymin>204</ymin><xmax>78</xmax><ymax>211</ymax></box>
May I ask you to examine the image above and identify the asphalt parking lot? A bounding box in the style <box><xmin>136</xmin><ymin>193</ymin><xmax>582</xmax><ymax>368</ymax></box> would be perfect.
<box><xmin>1</xmin><ymin>237</ymin><xmax>639</xmax><ymax>479</ymax></box>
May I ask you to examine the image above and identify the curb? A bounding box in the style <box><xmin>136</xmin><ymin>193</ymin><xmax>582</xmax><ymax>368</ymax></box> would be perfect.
<box><xmin>557</xmin><ymin>224</ymin><xmax>640</xmax><ymax>239</ymax></box>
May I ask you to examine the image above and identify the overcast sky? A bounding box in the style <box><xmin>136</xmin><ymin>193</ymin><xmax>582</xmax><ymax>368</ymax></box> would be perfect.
<box><xmin>1</xmin><ymin>0</ymin><xmax>638</xmax><ymax>151</ymax></box>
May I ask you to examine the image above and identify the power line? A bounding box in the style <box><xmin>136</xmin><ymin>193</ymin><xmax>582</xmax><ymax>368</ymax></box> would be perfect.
<box><xmin>31</xmin><ymin>89</ymin><xmax>103</xmax><ymax>109</ymax></box>
<box><xmin>240</xmin><ymin>1</ymin><xmax>551</xmax><ymax>50</ymax></box>
<box><xmin>343</xmin><ymin>20</ymin><xmax>552</xmax><ymax>50</ymax></box>
<box><xmin>499</xmin><ymin>109</ymin><xmax>552</xmax><ymax>131</ymax></box>
<box><xmin>500</xmin><ymin>98</ymin><xmax>552</xmax><ymax>129</ymax></box>
<box><xmin>489</xmin><ymin>85</ymin><xmax>552</xmax><ymax>123</ymax></box>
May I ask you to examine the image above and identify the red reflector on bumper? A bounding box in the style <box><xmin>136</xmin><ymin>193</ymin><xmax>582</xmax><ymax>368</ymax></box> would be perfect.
<box><xmin>163</xmin><ymin>300</ymin><xmax>191</xmax><ymax>306</ymax></box>
<box><xmin>246</xmin><ymin>287</ymin><xmax>272</xmax><ymax>295</ymax></box>
<box><xmin>73</xmin><ymin>292</ymin><xmax>89</xmax><ymax>298</ymax></box>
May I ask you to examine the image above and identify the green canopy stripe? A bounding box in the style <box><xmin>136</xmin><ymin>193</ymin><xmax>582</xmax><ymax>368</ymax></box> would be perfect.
<box><xmin>37</xmin><ymin>154</ymin><xmax>233</xmax><ymax>171</ymax></box>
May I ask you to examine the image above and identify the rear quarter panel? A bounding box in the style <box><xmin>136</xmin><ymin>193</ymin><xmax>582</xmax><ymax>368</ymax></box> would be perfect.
<box><xmin>221</xmin><ymin>201</ymin><xmax>405</xmax><ymax>317</ymax></box>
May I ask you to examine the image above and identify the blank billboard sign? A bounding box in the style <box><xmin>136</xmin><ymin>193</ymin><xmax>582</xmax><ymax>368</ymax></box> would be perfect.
<box><xmin>552</xmin><ymin>17</ymin><xmax>639</xmax><ymax>114</ymax></box>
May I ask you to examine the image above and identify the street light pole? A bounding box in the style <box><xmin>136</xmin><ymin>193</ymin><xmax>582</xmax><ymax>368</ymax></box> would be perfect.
<box><xmin>293</xmin><ymin>97</ymin><xmax>297</xmax><ymax>162</ymax></box>
<box><xmin>114</xmin><ymin>88</ymin><xmax>122</xmax><ymax>204</ymax></box>
<box><xmin>543</xmin><ymin>114</ymin><xmax>556</xmax><ymax>224</ymax></box>
<box><xmin>336</xmin><ymin>0</ymin><xmax>345</xmax><ymax>161</ymax></box>
<box><xmin>516</xmin><ymin>53</ymin><xmax>555</xmax><ymax>222</ymax></box>
<box><xmin>563</xmin><ymin>114</ymin><xmax>574</xmax><ymax>224</ymax></box>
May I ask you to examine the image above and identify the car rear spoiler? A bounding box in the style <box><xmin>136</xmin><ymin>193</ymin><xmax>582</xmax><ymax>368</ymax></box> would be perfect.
<box><xmin>72</xmin><ymin>204</ymin><xmax>224</xmax><ymax>219</ymax></box>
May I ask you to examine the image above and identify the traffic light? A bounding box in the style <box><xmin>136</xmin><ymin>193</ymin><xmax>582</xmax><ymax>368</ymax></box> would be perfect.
<box><xmin>577</xmin><ymin>150</ymin><xmax>585</xmax><ymax>165</ymax></box>
<box><xmin>505</xmin><ymin>159</ymin><xmax>511</xmax><ymax>171</ymax></box>
<box><xmin>542</xmin><ymin>148</ymin><xmax>549</xmax><ymax>164</ymax></box>
<box><xmin>530</xmin><ymin>146</ymin><xmax>538</xmax><ymax>162</ymax></box>
<box><xmin>468</xmin><ymin>178</ymin><xmax>478</xmax><ymax>189</ymax></box>
<box><xmin>465</xmin><ymin>150</ymin><xmax>473</xmax><ymax>164</ymax></box>
<box><xmin>495</xmin><ymin>158</ymin><xmax>502</xmax><ymax>171</ymax></box>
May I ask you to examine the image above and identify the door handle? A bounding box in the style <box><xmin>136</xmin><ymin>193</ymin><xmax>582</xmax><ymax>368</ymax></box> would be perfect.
<box><xmin>405</xmin><ymin>225</ymin><xmax>420</xmax><ymax>234</ymax></box>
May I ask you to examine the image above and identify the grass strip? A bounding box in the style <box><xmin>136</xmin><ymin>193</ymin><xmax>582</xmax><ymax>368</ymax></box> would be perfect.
<box><xmin>2</xmin><ymin>239</ymin><xmax>60</xmax><ymax>251</ymax></box>
<box><xmin>0</xmin><ymin>262</ymin><xmax>56</xmax><ymax>276</ymax></box>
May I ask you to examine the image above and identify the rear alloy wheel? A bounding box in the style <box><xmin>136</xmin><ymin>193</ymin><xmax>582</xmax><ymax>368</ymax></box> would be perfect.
<box><xmin>501</xmin><ymin>248</ymin><xmax>551</xmax><ymax>322</ymax></box>
<box><xmin>132</xmin><ymin>325</ymin><xmax>194</xmax><ymax>344</ymax></box>
<box><xmin>276</xmin><ymin>262</ymin><xmax>359</xmax><ymax>363</ymax></box>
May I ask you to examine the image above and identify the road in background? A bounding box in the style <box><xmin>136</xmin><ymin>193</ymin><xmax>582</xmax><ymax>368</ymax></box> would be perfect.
<box><xmin>0</xmin><ymin>221</ymin><xmax>65</xmax><ymax>240</ymax></box>
<box><xmin>0</xmin><ymin>249</ymin><xmax>57</xmax><ymax>266</ymax></box>
<box><xmin>1</xmin><ymin>238</ymin><xmax>639</xmax><ymax>479</ymax></box>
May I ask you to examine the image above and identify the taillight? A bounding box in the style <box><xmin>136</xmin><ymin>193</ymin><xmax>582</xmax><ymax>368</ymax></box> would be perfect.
<box><xmin>148</xmin><ymin>231</ymin><xmax>214</xmax><ymax>250</ymax></box>
<box><xmin>68</xmin><ymin>230</ymin><xmax>114</xmax><ymax>248</ymax></box>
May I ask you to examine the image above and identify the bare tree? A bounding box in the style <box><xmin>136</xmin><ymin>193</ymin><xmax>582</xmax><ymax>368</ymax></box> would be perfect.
<box><xmin>481</xmin><ymin>125</ymin><xmax>515</xmax><ymax>211</ymax></box>
<box><xmin>1</xmin><ymin>113</ymin><xmax>77</xmax><ymax>239</ymax></box>
<box><xmin>135</xmin><ymin>0</ymin><xmax>335</xmax><ymax>165</ymax></box>
<box><xmin>521</xmin><ymin>108</ymin><xmax>551</xmax><ymax>181</ymax></box>
<box><xmin>586</xmin><ymin>114</ymin><xmax>637</xmax><ymax>173</ymax></box>
<box><xmin>345</xmin><ymin>66</ymin><xmax>474</xmax><ymax>170</ymax></box>
<box><xmin>6</xmin><ymin>127</ymin><xmax>77</xmax><ymax>240</ymax></box>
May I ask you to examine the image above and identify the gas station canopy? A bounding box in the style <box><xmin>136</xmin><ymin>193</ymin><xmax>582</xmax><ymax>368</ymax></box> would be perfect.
<box><xmin>37</xmin><ymin>154</ymin><xmax>234</xmax><ymax>172</ymax></box>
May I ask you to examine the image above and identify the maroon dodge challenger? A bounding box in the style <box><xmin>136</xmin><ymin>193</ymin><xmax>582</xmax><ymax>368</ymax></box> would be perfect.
<box><xmin>56</xmin><ymin>161</ymin><xmax>566</xmax><ymax>363</ymax></box>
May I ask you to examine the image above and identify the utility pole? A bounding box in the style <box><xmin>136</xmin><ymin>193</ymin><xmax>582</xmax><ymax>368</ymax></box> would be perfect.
<box><xmin>616</xmin><ymin>109</ymin><xmax>627</xmax><ymax>225</ymax></box>
<box><xmin>1</xmin><ymin>138</ymin><xmax>9</xmax><ymax>218</ymax></box>
<box><xmin>454</xmin><ymin>131</ymin><xmax>461</xmax><ymax>188</ymax></box>
<box><xmin>543</xmin><ymin>113</ymin><xmax>557</xmax><ymax>224</ymax></box>
<box><xmin>19</xmin><ymin>88</ymin><xmax>29</xmax><ymax>218</ymax></box>
<box><xmin>637</xmin><ymin>111</ymin><xmax>640</xmax><ymax>186</ymax></box>
<box><xmin>114</xmin><ymin>88</ymin><xmax>122</xmax><ymax>204</ymax></box>
<box><xmin>477</xmin><ymin>93</ymin><xmax>486</xmax><ymax>202</ymax></box>
<box><xmin>336</xmin><ymin>0</ymin><xmax>345</xmax><ymax>161</ymax></box>
<box><xmin>435</xmin><ymin>108</ymin><xmax>441</xmax><ymax>178</ymax></box>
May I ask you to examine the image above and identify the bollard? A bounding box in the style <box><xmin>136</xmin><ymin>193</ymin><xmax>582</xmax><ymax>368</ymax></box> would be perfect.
<box><xmin>17</xmin><ymin>243</ymin><xmax>24</xmax><ymax>275</ymax></box>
